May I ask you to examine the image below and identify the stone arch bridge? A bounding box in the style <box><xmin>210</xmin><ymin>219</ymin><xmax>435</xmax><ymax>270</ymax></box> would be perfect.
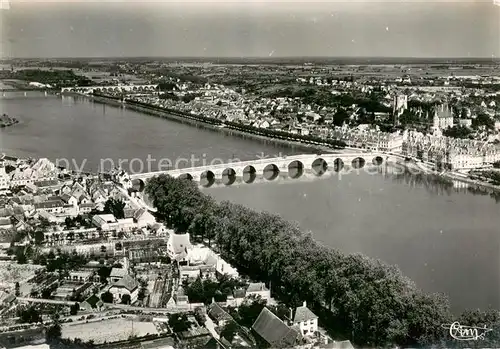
<box><xmin>130</xmin><ymin>152</ymin><xmax>388</xmax><ymax>189</ymax></box>
<box><xmin>61</xmin><ymin>84</ymin><xmax>158</xmax><ymax>94</ymax></box>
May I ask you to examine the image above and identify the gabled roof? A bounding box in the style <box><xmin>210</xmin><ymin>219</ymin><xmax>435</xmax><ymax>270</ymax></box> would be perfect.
<box><xmin>123</xmin><ymin>208</ymin><xmax>136</xmax><ymax>219</ymax></box>
<box><xmin>134</xmin><ymin>208</ymin><xmax>155</xmax><ymax>221</ymax></box>
<box><xmin>208</xmin><ymin>302</ymin><xmax>233</xmax><ymax>322</ymax></box>
<box><xmin>252</xmin><ymin>307</ymin><xmax>300</xmax><ymax>347</ymax></box>
<box><xmin>110</xmin><ymin>267</ymin><xmax>127</xmax><ymax>278</ymax></box>
<box><xmin>34</xmin><ymin>179</ymin><xmax>60</xmax><ymax>188</ymax></box>
<box><xmin>110</xmin><ymin>274</ymin><xmax>138</xmax><ymax>292</ymax></box>
<box><xmin>0</xmin><ymin>218</ymin><xmax>11</xmax><ymax>226</ymax></box>
<box><xmin>293</xmin><ymin>304</ymin><xmax>318</xmax><ymax>323</ymax></box>
<box><xmin>34</xmin><ymin>200</ymin><xmax>63</xmax><ymax>209</ymax></box>
<box><xmin>83</xmin><ymin>294</ymin><xmax>103</xmax><ymax>309</ymax></box>
<box><xmin>60</xmin><ymin>193</ymin><xmax>73</xmax><ymax>203</ymax></box>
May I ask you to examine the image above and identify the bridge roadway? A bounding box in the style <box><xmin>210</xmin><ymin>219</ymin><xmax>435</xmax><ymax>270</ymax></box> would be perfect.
<box><xmin>61</xmin><ymin>84</ymin><xmax>158</xmax><ymax>94</ymax></box>
<box><xmin>130</xmin><ymin>152</ymin><xmax>388</xmax><ymax>186</ymax></box>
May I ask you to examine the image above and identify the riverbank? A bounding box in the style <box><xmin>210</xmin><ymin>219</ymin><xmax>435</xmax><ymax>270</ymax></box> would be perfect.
<box><xmin>404</xmin><ymin>157</ymin><xmax>500</xmax><ymax>194</ymax></box>
<box><xmin>85</xmin><ymin>93</ymin><xmax>344</xmax><ymax>154</ymax></box>
<box><xmin>66</xmin><ymin>92</ymin><xmax>500</xmax><ymax>194</ymax></box>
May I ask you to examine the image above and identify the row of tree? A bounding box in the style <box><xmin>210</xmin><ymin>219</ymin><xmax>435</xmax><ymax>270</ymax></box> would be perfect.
<box><xmin>124</xmin><ymin>99</ymin><xmax>346</xmax><ymax>149</ymax></box>
<box><xmin>145</xmin><ymin>174</ymin><xmax>500</xmax><ymax>347</ymax></box>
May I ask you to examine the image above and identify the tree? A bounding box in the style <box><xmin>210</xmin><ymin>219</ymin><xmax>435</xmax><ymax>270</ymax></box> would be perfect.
<box><xmin>18</xmin><ymin>306</ymin><xmax>41</xmax><ymax>323</ymax></box>
<box><xmin>145</xmin><ymin>174</ymin><xmax>453</xmax><ymax>347</ymax></box>
<box><xmin>333</xmin><ymin>109</ymin><xmax>350</xmax><ymax>126</ymax></box>
<box><xmin>269</xmin><ymin>303</ymin><xmax>291</xmax><ymax>322</ymax></box>
<box><xmin>194</xmin><ymin>307</ymin><xmax>206</xmax><ymax>325</ymax></box>
<box><xmin>220</xmin><ymin>320</ymin><xmax>239</xmax><ymax>343</ymax></box>
<box><xmin>34</xmin><ymin>231</ymin><xmax>45</xmax><ymax>245</ymax></box>
<box><xmin>472</xmin><ymin>113</ymin><xmax>495</xmax><ymax>130</ymax></box>
<box><xmin>443</xmin><ymin>125</ymin><xmax>472</xmax><ymax>139</ymax></box>
<box><xmin>102</xmin><ymin>199</ymin><xmax>126</xmax><ymax>219</ymax></box>
<box><xmin>121</xmin><ymin>294</ymin><xmax>131</xmax><ymax>305</ymax></box>
<box><xmin>101</xmin><ymin>291</ymin><xmax>114</xmax><ymax>303</ymax></box>
<box><xmin>238</xmin><ymin>296</ymin><xmax>267</xmax><ymax>328</ymax></box>
<box><xmin>97</xmin><ymin>266</ymin><xmax>112</xmax><ymax>283</ymax></box>
<box><xmin>137</xmin><ymin>287</ymin><xmax>147</xmax><ymax>302</ymax></box>
<box><xmin>168</xmin><ymin>313</ymin><xmax>190</xmax><ymax>333</ymax></box>
<box><xmin>70</xmin><ymin>303</ymin><xmax>79</xmax><ymax>315</ymax></box>
<box><xmin>41</xmin><ymin>288</ymin><xmax>53</xmax><ymax>299</ymax></box>
<box><xmin>46</xmin><ymin>323</ymin><xmax>62</xmax><ymax>342</ymax></box>
<box><xmin>16</xmin><ymin>249</ymin><xmax>27</xmax><ymax>264</ymax></box>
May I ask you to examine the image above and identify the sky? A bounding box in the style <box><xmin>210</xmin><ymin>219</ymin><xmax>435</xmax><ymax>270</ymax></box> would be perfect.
<box><xmin>0</xmin><ymin>0</ymin><xmax>499</xmax><ymax>58</ymax></box>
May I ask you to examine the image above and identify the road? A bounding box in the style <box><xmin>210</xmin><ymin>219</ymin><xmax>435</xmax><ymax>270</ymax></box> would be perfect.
<box><xmin>16</xmin><ymin>297</ymin><xmax>204</xmax><ymax>314</ymax></box>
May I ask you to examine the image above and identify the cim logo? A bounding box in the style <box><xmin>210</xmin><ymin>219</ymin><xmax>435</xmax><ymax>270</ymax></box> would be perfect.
<box><xmin>442</xmin><ymin>322</ymin><xmax>493</xmax><ymax>341</ymax></box>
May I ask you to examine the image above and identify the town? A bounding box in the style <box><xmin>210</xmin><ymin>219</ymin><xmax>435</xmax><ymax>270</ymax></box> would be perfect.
<box><xmin>0</xmin><ymin>154</ymin><xmax>340</xmax><ymax>349</ymax></box>
<box><xmin>1</xmin><ymin>58</ymin><xmax>500</xmax><ymax>348</ymax></box>
<box><xmin>6</xmin><ymin>60</ymin><xmax>500</xmax><ymax>179</ymax></box>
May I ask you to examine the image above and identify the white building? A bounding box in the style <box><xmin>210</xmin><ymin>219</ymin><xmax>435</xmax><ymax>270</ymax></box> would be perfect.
<box><xmin>293</xmin><ymin>301</ymin><xmax>318</xmax><ymax>337</ymax></box>
<box><xmin>167</xmin><ymin>232</ymin><xmax>193</xmax><ymax>262</ymax></box>
<box><xmin>459</xmin><ymin>119</ymin><xmax>472</xmax><ymax>127</ymax></box>
<box><xmin>0</xmin><ymin>166</ymin><xmax>10</xmax><ymax>190</ymax></box>
<box><xmin>392</xmin><ymin>94</ymin><xmax>408</xmax><ymax>125</ymax></box>
<box><xmin>134</xmin><ymin>208</ymin><xmax>156</xmax><ymax>228</ymax></box>
<box><xmin>10</xmin><ymin>158</ymin><xmax>57</xmax><ymax>186</ymax></box>
<box><xmin>108</xmin><ymin>274</ymin><xmax>139</xmax><ymax>304</ymax></box>
<box><xmin>432</xmin><ymin>104</ymin><xmax>454</xmax><ymax>133</ymax></box>
<box><xmin>246</xmin><ymin>282</ymin><xmax>271</xmax><ymax>302</ymax></box>
<box><xmin>92</xmin><ymin>214</ymin><xmax>118</xmax><ymax>231</ymax></box>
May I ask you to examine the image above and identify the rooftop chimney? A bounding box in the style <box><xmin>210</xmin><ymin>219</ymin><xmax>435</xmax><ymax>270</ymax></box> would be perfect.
<box><xmin>303</xmin><ymin>301</ymin><xmax>307</xmax><ymax>308</ymax></box>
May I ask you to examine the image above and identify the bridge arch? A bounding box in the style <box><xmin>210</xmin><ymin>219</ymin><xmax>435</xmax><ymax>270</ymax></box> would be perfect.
<box><xmin>263</xmin><ymin>164</ymin><xmax>280</xmax><ymax>181</ymax></box>
<box><xmin>333</xmin><ymin>158</ymin><xmax>344</xmax><ymax>172</ymax></box>
<box><xmin>372</xmin><ymin>156</ymin><xmax>384</xmax><ymax>166</ymax></box>
<box><xmin>243</xmin><ymin>165</ymin><xmax>257</xmax><ymax>184</ymax></box>
<box><xmin>352</xmin><ymin>157</ymin><xmax>366</xmax><ymax>169</ymax></box>
<box><xmin>178</xmin><ymin>173</ymin><xmax>193</xmax><ymax>181</ymax></box>
<box><xmin>288</xmin><ymin>160</ymin><xmax>304</xmax><ymax>179</ymax></box>
<box><xmin>200</xmin><ymin>170</ymin><xmax>215</xmax><ymax>188</ymax></box>
<box><xmin>222</xmin><ymin>168</ymin><xmax>237</xmax><ymax>186</ymax></box>
<box><xmin>312</xmin><ymin>158</ymin><xmax>328</xmax><ymax>176</ymax></box>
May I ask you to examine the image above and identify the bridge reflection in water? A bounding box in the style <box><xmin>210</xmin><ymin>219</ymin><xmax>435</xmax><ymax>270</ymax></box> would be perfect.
<box><xmin>131</xmin><ymin>153</ymin><xmax>387</xmax><ymax>190</ymax></box>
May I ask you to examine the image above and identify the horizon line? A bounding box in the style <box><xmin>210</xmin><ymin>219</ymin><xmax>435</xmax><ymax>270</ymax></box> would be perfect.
<box><xmin>2</xmin><ymin>55</ymin><xmax>499</xmax><ymax>61</ymax></box>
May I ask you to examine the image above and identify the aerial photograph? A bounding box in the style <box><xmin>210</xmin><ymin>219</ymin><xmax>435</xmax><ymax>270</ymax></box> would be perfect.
<box><xmin>0</xmin><ymin>0</ymin><xmax>500</xmax><ymax>348</ymax></box>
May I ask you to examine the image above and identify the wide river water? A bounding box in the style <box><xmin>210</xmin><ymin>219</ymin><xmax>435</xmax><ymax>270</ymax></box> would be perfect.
<box><xmin>1</xmin><ymin>93</ymin><xmax>499</xmax><ymax>313</ymax></box>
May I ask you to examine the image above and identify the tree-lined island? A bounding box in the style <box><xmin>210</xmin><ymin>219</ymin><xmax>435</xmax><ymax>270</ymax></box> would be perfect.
<box><xmin>0</xmin><ymin>113</ymin><xmax>19</xmax><ymax>128</ymax></box>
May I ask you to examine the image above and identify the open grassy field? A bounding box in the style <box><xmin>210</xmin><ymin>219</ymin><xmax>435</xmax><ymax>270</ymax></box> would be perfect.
<box><xmin>61</xmin><ymin>318</ymin><xmax>159</xmax><ymax>344</ymax></box>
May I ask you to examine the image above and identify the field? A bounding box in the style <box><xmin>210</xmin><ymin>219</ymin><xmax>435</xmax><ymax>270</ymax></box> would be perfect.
<box><xmin>61</xmin><ymin>318</ymin><xmax>159</xmax><ymax>344</ymax></box>
<box><xmin>0</xmin><ymin>262</ymin><xmax>43</xmax><ymax>288</ymax></box>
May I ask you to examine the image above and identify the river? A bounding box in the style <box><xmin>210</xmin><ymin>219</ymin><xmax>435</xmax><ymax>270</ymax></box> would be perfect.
<box><xmin>1</xmin><ymin>93</ymin><xmax>499</xmax><ymax>313</ymax></box>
